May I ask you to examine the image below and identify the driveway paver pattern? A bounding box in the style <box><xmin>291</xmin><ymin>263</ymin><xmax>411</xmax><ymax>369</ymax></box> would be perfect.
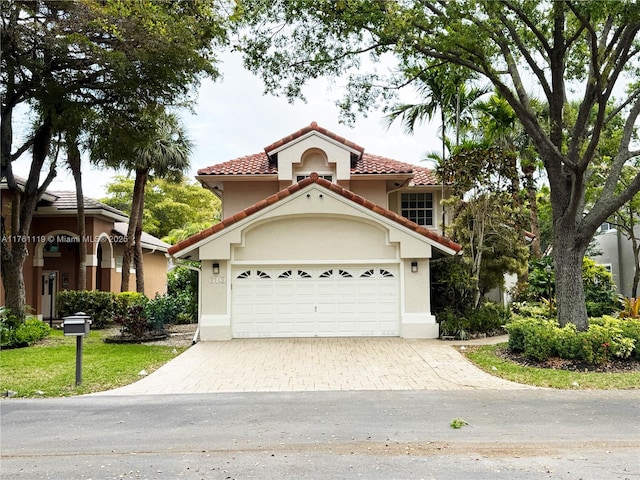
<box><xmin>96</xmin><ymin>337</ymin><xmax>534</xmax><ymax>395</ymax></box>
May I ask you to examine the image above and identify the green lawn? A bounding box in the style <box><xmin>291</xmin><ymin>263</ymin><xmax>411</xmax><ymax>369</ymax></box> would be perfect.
<box><xmin>0</xmin><ymin>329</ymin><xmax>187</xmax><ymax>398</ymax></box>
<box><xmin>464</xmin><ymin>343</ymin><xmax>640</xmax><ymax>390</ymax></box>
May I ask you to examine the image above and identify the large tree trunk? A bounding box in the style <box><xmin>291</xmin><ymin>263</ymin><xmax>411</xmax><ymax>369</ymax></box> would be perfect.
<box><xmin>67</xmin><ymin>138</ymin><xmax>86</xmax><ymax>290</ymax></box>
<box><xmin>134</xmin><ymin>203</ymin><xmax>145</xmax><ymax>294</ymax></box>
<box><xmin>552</xmin><ymin>217</ymin><xmax>590</xmax><ymax>330</ymax></box>
<box><xmin>0</xmin><ymin>211</ymin><xmax>28</xmax><ymax>317</ymax></box>
<box><xmin>1</xmin><ymin>117</ymin><xmax>55</xmax><ymax>319</ymax></box>
<box><xmin>121</xmin><ymin>168</ymin><xmax>148</xmax><ymax>292</ymax></box>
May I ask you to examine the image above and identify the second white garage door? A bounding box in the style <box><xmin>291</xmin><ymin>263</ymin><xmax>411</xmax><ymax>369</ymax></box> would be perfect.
<box><xmin>231</xmin><ymin>265</ymin><xmax>400</xmax><ymax>337</ymax></box>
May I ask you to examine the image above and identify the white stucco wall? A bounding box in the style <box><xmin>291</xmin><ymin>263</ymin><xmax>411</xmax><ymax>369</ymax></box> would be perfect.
<box><xmin>188</xmin><ymin>183</ymin><xmax>446</xmax><ymax>341</ymax></box>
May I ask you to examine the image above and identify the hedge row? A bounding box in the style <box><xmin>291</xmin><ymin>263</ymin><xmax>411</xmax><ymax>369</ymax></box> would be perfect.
<box><xmin>56</xmin><ymin>290</ymin><xmax>147</xmax><ymax>329</ymax></box>
<box><xmin>506</xmin><ymin>316</ymin><xmax>640</xmax><ymax>365</ymax></box>
<box><xmin>57</xmin><ymin>290</ymin><xmax>193</xmax><ymax>333</ymax></box>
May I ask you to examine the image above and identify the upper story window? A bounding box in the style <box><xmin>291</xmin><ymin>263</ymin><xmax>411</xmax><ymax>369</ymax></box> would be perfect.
<box><xmin>296</xmin><ymin>174</ymin><xmax>333</xmax><ymax>183</ymax></box>
<box><xmin>401</xmin><ymin>192</ymin><xmax>433</xmax><ymax>226</ymax></box>
<box><xmin>599</xmin><ymin>222</ymin><xmax>616</xmax><ymax>233</ymax></box>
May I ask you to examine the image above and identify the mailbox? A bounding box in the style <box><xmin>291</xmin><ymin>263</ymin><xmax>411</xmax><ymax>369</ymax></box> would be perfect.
<box><xmin>63</xmin><ymin>312</ymin><xmax>91</xmax><ymax>336</ymax></box>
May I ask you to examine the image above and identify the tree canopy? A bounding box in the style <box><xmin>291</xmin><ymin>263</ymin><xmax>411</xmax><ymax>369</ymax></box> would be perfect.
<box><xmin>235</xmin><ymin>0</ymin><xmax>640</xmax><ymax>330</ymax></box>
<box><xmin>1</xmin><ymin>0</ymin><xmax>229</xmax><ymax>315</ymax></box>
<box><xmin>102</xmin><ymin>176</ymin><xmax>221</xmax><ymax>241</ymax></box>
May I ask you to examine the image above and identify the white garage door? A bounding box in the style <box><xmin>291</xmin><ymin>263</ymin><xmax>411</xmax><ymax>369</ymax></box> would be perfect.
<box><xmin>231</xmin><ymin>265</ymin><xmax>400</xmax><ymax>337</ymax></box>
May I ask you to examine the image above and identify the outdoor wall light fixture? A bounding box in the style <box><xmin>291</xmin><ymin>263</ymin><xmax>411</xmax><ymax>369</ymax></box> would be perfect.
<box><xmin>411</xmin><ymin>261</ymin><xmax>418</xmax><ymax>273</ymax></box>
<box><xmin>212</xmin><ymin>263</ymin><xmax>220</xmax><ymax>275</ymax></box>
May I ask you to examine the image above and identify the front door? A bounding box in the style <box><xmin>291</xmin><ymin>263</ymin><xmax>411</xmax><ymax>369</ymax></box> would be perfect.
<box><xmin>41</xmin><ymin>271</ymin><xmax>58</xmax><ymax>320</ymax></box>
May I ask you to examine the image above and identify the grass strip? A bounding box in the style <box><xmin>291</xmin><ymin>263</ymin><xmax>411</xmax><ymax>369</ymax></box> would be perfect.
<box><xmin>464</xmin><ymin>344</ymin><xmax>640</xmax><ymax>390</ymax></box>
<box><xmin>0</xmin><ymin>329</ymin><xmax>187</xmax><ymax>398</ymax></box>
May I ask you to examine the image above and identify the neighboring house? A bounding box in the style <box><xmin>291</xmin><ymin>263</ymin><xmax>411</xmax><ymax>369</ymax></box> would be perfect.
<box><xmin>590</xmin><ymin>222</ymin><xmax>640</xmax><ymax>298</ymax></box>
<box><xmin>168</xmin><ymin>122</ymin><xmax>461</xmax><ymax>340</ymax></box>
<box><xmin>0</xmin><ymin>178</ymin><xmax>169</xmax><ymax>320</ymax></box>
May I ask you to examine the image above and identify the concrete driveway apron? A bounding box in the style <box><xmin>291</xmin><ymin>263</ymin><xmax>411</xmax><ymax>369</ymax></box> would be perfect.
<box><xmin>96</xmin><ymin>336</ymin><xmax>534</xmax><ymax>395</ymax></box>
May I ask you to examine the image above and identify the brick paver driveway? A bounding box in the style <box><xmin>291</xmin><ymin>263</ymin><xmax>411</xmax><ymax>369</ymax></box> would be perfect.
<box><xmin>97</xmin><ymin>337</ymin><xmax>534</xmax><ymax>395</ymax></box>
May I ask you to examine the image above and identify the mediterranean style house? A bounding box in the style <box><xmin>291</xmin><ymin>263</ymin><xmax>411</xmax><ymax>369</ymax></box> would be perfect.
<box><xmin>168</xmin><ymin>122</ymin><xmax>461</xmax><ymax>340</ymax></box>
<box><xmin>0</xmin><ymin>178</ymin><xmax>169</xmax><ymax>320</ymax></box>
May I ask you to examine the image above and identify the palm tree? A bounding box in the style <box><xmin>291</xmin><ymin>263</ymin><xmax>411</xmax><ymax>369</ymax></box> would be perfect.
<box><xmin>91</xmin><ymin>108</ymin><xmax>192</xmax><ymax>293</ymax></box>
<box><xmin>127</xmin><ymin>112</ymin><xmax>191</xmax><ymax>293</ymax></box>
<box><xmin>385</xmin><ymin>65</ymin><xmax>489</xmax><ymax>233</ymax></box>
<box><xmin>474</xmin><ymin>93</ymin><xmax>544</xmax><ymax>259</ymax></box>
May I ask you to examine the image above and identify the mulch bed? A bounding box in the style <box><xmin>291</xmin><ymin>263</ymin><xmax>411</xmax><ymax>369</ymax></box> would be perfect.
<box><xmin>495</xmin><ymin>346</ymin><xmax>640</xmax><ymax>373</ymax></box>
<box><xmin>104</xmin><ymin>332</ymin><xmax>168</xmax><ymax>344</ymax></box>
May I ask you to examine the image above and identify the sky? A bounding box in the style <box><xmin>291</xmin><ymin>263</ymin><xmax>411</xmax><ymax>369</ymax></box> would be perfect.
<box><xmin>11</xmin><ymin>53</ymin><xmax>442</xmax><ymax>199</ymax></box>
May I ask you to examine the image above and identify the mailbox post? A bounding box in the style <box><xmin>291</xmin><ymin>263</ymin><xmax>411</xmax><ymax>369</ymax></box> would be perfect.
<box><xmin>63</xmin><ymin>312</ymin><xmax>91</xmax><ymax>386</ymax></box>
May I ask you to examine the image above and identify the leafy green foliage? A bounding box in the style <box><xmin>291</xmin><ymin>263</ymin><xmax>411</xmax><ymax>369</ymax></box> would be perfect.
<box><xmin>114</xmin><ymin>305</ymin><xmax>151</xmax><ymax>339</ymax></box>
<box><xmin>234</xmin><ymin>0</ymin><xmax>640</xmax><ymax>331</ymax></box>
<box><xmin>101</xmin><ymin>177</ymin><xmax>221</xmax><ymax>241</ymax></box>
<box><xmin>450</xmin><ymin>418</ymin><xmax>468</xmax><ymax>429</ymax></box>
<box><xmin>430</xmin><ymin>256</ymin><xmax>475</xmax><ymax>316</ymax></box>
<box><xmin>167</xmin><ymin>265</ymin><xmax>199</xmax><ymax>321</ymax></box>
<box><xmin>437</xmin><ymin>303</ymin><xmax>510</xmax><ymax>340</ymax></box>
<box><xmin>56</xmin><ymin>290</ymin><xmax>117</xmax><ymax>329</ymax></box>
<box><xmin>506</xmin><ymin>315</ymin><xmax>640</xmax><ymax>365</ymax></box>
<box><xmin>518</xmin><ymin>257</ymin><xmax>619</xmax><ymax>317</ymax></box>
<box><xmin>0</xmin><ymin>308</ymin><xmax>51</xmax><ymax>348</ymax></box>
<box><xmin>145</xmin><ymin>293</ymin><xmax>191</xmax><ymax>331</ymax></box>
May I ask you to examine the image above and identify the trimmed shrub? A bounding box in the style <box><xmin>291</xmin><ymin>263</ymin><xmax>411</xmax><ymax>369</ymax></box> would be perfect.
<box><xmin>505</xmin><ymin>317</ymin><xmax>537</xmax><ymax>352</ymax></box>
<box><xmin>506</xmin><ymin>315</ymin><xmax>638</xmax><ymax>365</ymax></box>
<box><xmin>56</xmin><ymin>290</ymin><xmax>115</xmax><ymax>329</ymax></box>
<box><xmin>616</xmin><ymin>319</ymin><xmax>640</xmax><ymax>360</ymax></box>
<box><xmin>510</xmin><ymin>302</ymin><xmax>549</xmax><ymax>320</ymax></box>
<box><xmin>522</xmin><ymin>320</ymin><xmax>558</xmax><ymax>362</ymax></box>
<box><xmin>114</xmin><ymin>292</ymin><xmax>148</xmax><ymax>319</ymax></box>
<box><xmin>0</xmin><ymin>308</ymin><xmax>51</xmax><ymax>348</ymax></box>
<box><xmin>555</xmin><ymin>323</ymin><xmax>581</xmax><ymax>360</ymax></box>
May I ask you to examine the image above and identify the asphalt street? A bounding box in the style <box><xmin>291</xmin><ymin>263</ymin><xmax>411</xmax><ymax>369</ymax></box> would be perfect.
<box><xmin>1</xmin><ymin>390</ymin><xmax>639</xmax><ymax>479</ymax></box>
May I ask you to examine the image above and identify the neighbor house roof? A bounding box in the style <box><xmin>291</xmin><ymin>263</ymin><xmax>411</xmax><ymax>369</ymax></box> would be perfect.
<box><xmin>44</xmin><ymin>191</ymin><xmax>128</xmax><ymax>219</ymax></box>
<box><xmin>169</xmin><ymin>173</ymin><xmax>461</xmax><ymax>256</ymax></box>
<box><xmin>113</xmin><ymin>222</ymin><xmax>170</xmax><ymax>252</ymax></box>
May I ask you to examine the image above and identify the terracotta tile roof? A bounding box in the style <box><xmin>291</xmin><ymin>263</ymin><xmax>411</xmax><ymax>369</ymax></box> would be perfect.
<box><xmin>197</xmin><ymin>153</ymin><xmax>277</xmax><ymax>176</ymax></box>
<box><xmin>196</xmin><ymin>151</ymin><xmax>439</xmax><ymax>183</ymax></box>
<box><xmin>353</xmin><ymin>153</ymin><xmax>413</xmax><ymax>174</ymax></box>
<box><xmin>196</xmin><ymin>122</ymin><xmax>440</xmax><ymax>183</ymax></box>
<box><xmin>168</xmin><ymin>173</ymin><xmax>461</xmax><ymax>256</ymax></box>
<box><xmin>264</xmin><ymin>121</ymin><xmax>365</xmax><ymax>154</ymax></box>
<box><xmin>409</xmin><ymin>165</ymin><xmax>439</xmax><ymax>186</ymax></box>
